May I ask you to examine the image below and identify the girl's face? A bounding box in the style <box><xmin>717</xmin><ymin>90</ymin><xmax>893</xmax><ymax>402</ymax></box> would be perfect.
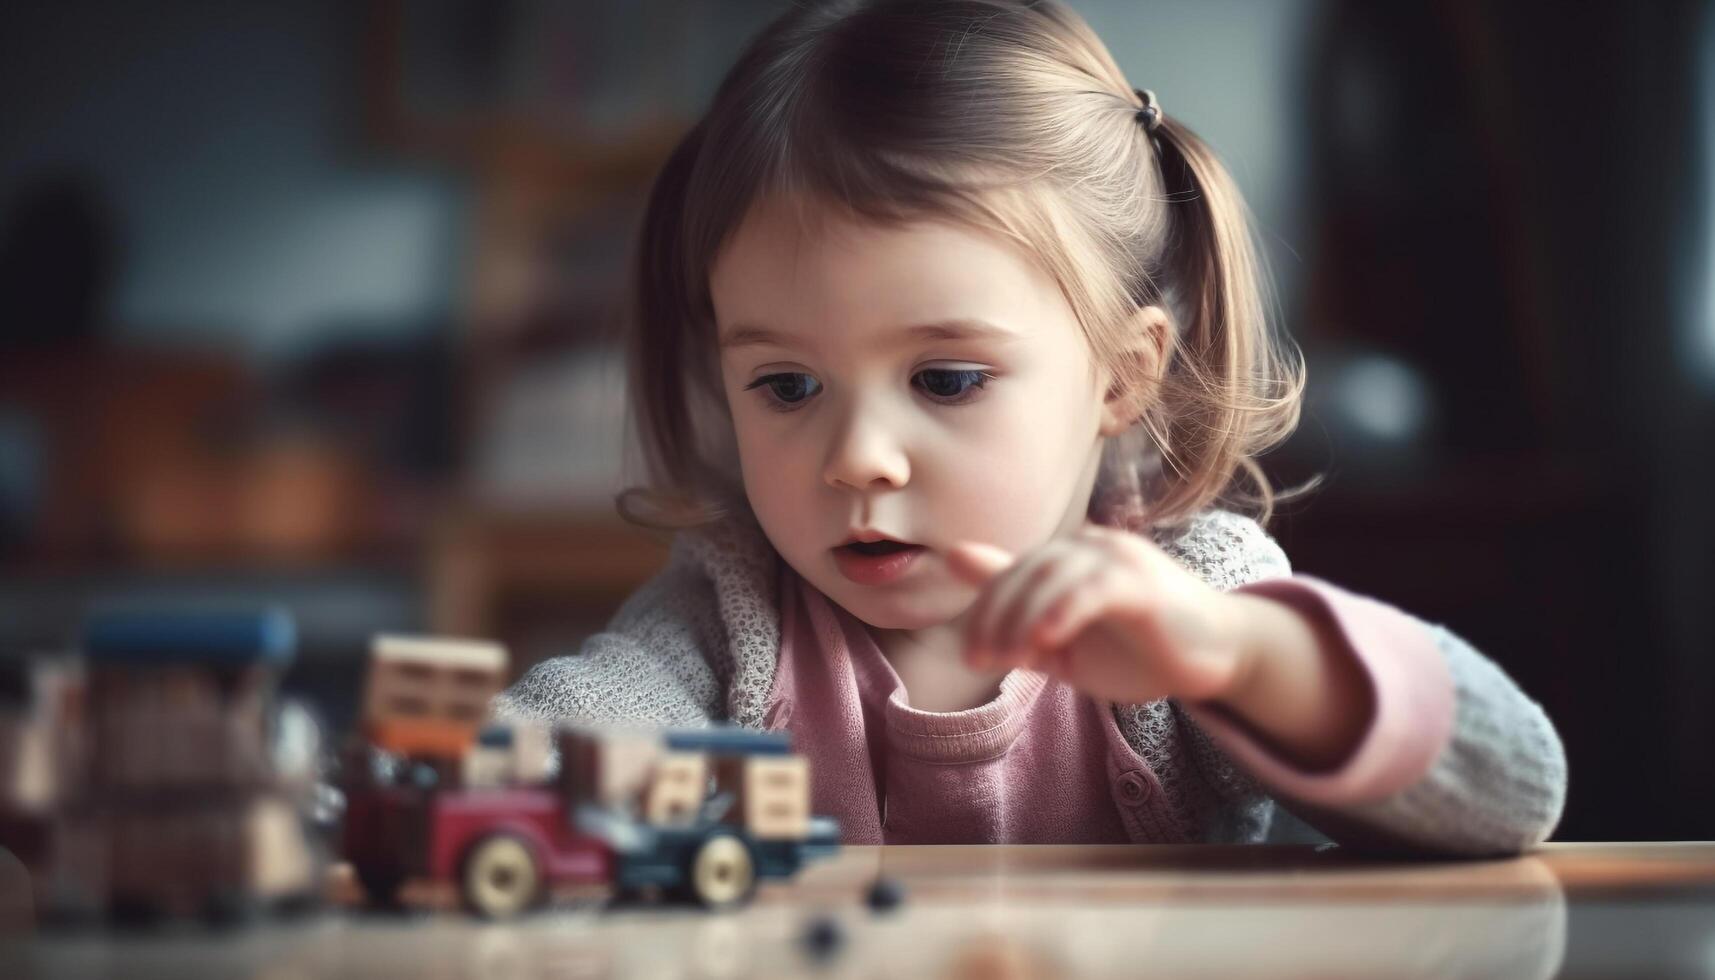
<box><xmin>710</xmin><ymin>195</ymin><xmax>1124</xmax><ymax>631</ymax></box>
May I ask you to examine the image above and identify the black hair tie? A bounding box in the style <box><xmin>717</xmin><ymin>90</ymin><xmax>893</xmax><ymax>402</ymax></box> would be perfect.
<box><xmin>1133</xmin><ymin>88</ymin><xmax>1163</xmax><ymax>134</ymax></box>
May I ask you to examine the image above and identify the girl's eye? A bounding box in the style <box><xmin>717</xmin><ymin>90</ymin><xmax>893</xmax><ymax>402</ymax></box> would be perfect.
<box><xmin>741</xmin><ymin>368</ymin><xmax>993</xmax><ymax>410</ymax></box>
<box><xmin>744</xmin><ymin>372</ymin><xmax>822</xmax><ymax>410</ymax></box>
<box><xmin>913</xmin><ymin>368</ymin><xmax>994</xmax><ymax>404</ymax></box>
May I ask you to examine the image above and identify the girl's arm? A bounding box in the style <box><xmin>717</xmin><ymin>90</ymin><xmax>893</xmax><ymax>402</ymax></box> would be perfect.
<box><xmin>1203</xmin><ymin>587</ymin><xmax>1376</xmax><ymax>771</ymax></box>
<box><xmin>1181</xmin><ymin>578</ymin><xmax>1567</xmax><ymax>856</ymax></box>
<box><xmin>954</xmin><ymin>509</ymin><xmax>1568</xmax><ymax>856</ymax></box>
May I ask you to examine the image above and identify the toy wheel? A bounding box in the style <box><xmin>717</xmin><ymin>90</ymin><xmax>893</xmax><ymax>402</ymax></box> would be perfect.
<box><xmin>462</xmin><ymin>835</ymin><xmax>542</xmax><ymax>919</ymax></box>
<box><xmin>687</xmin><ymin>833</ymin><xmax>756</xmax><ymax>910</ymax></box>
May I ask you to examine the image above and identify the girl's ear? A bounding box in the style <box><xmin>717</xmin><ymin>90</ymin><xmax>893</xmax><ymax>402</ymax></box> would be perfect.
<box><xmin>1098</xmin><ymin>305</ymin><xmax>1172</xmax><ymax>437</ymax></box>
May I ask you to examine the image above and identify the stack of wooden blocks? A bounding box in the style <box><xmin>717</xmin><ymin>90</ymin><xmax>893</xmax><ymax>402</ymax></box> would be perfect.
<box><xmin>47</xmin><ymin>609</ymin><xmax>317</xmax><ymax>920</ymax></box>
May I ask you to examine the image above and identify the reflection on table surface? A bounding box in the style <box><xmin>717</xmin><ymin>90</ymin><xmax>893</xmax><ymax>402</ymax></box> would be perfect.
<box><xmin>12</xmin><ymin>842</ymin><xmax>1715</xmax><ymax>979</ymax></box>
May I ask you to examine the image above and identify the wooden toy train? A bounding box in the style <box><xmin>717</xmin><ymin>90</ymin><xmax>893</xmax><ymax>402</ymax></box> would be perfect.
<box><xmin>341</xmin><ymin>635</ymin><xmax>841</xmax><ymax>918</ymax></box>
<box><xmin>0</xmin><ymin>619</ymin><xmax>839</xmax><ymax>925</ymax></box>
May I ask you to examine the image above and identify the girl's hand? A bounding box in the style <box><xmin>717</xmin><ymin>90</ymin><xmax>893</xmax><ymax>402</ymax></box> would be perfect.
<box><xmin>947</xmin><ymin>525</ymin><xmax>1257</xmax><ymax>706</ymax></box>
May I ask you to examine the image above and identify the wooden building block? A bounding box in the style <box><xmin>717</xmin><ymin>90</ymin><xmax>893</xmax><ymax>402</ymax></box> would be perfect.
<box><xmin>461</xmin><ymin>722</ymin><xmax>555</xmax><ymax>789</ymax></box>
<box><xmin>558</xmin><ymin>728</ymin><xmax>660</xmax><ymax>811</ymax></box>
<box><xmin>509</xmin><ymin>723</ymin><xmax>553</xmax><ymax>784</ymax></box>
<box><xmin>0</xmin><ymin>714</ymin><xmax>44</xmax><ymax>813</ymax></box>
<box><xmin>740</xmin><ymin>755</ymin><xmax>809</xmax><ymax>840</ymax></box>
<box><xmin>84</xmin><ymin>792</ymin><xmax>309</xmax><ymax>915</ymax></box>
<box><xmin>88</xmin><ymin>670</ymin><xmax>161</xmax><ymax>789</ymax></box>
<box><xmin>85</xmin><ymin>665</ymin><xmax>272</xmax><ymax>791</ymax></box>
<box><xmin>245</xmin><ymin>795</ymin><xmax>314</xmax><ymax>899</ymax></box>
<box><xmin>644</xmin><ymin>753</ymin><xmax>708</xmax><ymax>827</ymax></box>
<box><xmin>362</xmin><ymin>635</ymin><xmax>507</xmax><ymax>759</ymax></box>
<box><xmin>461</xmin><ymin>746</ymin><xmax>512</xmax><ymax>789</ymax></box>
<box><xmin>27</xmin><ymin>660</ymin><xmax>85</xmax><ymax>813</ymax></box>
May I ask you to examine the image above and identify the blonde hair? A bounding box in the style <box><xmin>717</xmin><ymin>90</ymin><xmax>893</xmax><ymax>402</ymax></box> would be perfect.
<box><xmin>620</xmin><ymin>0</ymin><xmax>1307</xmax><ymax>532</ymax></box>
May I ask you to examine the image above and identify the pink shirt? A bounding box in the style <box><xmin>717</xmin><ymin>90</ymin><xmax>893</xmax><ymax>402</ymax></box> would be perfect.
<box><xmin>762</xmin><ymin>569</ymin><xmax>1455</xmax><ymax>844</ymax></box>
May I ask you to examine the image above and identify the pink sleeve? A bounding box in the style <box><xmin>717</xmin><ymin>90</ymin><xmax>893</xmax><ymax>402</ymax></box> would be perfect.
<box><xmin>1180</xmin><ymin>576</ymin><xmax>1455</xmax><ymax>807</ymax></box>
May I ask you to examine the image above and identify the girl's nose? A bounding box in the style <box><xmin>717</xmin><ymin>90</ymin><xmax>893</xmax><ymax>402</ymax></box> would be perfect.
<box><xmin>823</xmin><ymin>409</ymin><xmax>911</xmax><ymax>492</ymax></box>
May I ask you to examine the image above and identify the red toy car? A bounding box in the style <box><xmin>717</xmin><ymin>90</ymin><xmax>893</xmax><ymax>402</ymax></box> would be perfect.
<box><xmin>340</xmin><ymin>635</ymin><xmax>839</xmax><ymax>918</ymax></box>
<box><xmin>342</xmin><ymin>724</ymin><xmax>840</xmax><ymax>917</ymax></box>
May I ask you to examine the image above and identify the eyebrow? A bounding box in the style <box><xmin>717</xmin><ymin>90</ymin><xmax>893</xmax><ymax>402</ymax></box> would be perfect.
<box><xmin>718</xmin><ymin>318</ymin><xmax>1020</xmax><ymax>352</ymax></box>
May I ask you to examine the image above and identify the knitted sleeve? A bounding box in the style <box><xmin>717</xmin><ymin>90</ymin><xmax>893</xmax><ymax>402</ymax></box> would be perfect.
<box><xmin>1129</xmin><ymin>510</ymin><xmax>1569</xmax><ymax>856</ymax></box>
<box><xmin>492</xmin><ymin>518</ymin><xmax>782</xmax><ymax>729</ymax></box>
<box><xmin>1243</xmin><ymin>621</ymin><xmax>1569</xmax><ymax>856</ymax></box>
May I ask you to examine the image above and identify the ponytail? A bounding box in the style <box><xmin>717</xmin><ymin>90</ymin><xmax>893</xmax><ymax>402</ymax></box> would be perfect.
<box><xmin>1140</xmin><ymin>117</ymin><xmax>1308</xmax><ymax>527</ymax></box>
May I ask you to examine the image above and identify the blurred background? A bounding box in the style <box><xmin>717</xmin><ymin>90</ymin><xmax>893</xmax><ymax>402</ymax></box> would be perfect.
<box><xmin>0</xmin><ymin>0</ymin><xmax>1708</xmax><ymax>843</ymax></box>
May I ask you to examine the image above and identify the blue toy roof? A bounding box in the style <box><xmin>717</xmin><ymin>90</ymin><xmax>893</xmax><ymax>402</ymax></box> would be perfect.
<box><xmin>664</xmin><ymin>726</ymin><xmax>794</xmax><ymax>756</ymax></box>
<box><xmin>477</xmin><ymin>724</ymin><xmax>516</xmax><ymax>748</ymax></box>
<box><xmin>82</xmin><ymin>607</ymin><xmax>297</xmax><ymax>668</ymax></box>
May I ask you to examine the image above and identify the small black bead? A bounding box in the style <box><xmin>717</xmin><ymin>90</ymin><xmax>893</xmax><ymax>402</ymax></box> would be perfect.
<box><xmin>866</xmin><ymin>876</ymin><xmax>906</xmax><ymax>913</ymax></box>
<box><xmin>801</xmin><ymin>914</ymin><xmax>846</xmax><ymax>960</ymax></box>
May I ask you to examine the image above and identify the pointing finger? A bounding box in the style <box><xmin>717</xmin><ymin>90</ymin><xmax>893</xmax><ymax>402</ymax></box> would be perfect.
<box><xmin>946</xmin><ymin>541</ymin><xmax>1014</xmax><ymax>586</ymax></box>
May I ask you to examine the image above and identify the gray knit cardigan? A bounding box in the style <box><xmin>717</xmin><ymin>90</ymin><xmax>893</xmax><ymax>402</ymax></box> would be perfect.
<box><xmin>496</xmin><ymin>510</ymin><xmax>1568</xmax><ymax>856</ymax></box>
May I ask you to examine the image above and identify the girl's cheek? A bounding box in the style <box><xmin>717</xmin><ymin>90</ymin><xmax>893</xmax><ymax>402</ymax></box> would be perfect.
<box><xmin>949</xmin><ymin>400</ymin><xmax>1043</xmax><ymax>464</ymax></box>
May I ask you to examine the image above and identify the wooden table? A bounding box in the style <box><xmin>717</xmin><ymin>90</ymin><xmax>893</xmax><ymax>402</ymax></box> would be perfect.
<box><xmin>14</xmin><ymin>842</ymin><xmax>1715</xmax><ymax>978</ymax></box>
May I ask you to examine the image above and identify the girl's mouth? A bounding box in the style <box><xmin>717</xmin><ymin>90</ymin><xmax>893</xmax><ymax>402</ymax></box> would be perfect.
<box><xmin>843</xmin><ymin>539</ymin><xmax>913</xmax><ymax>556</ymax></box>
<box><xmin>832</xmin><ymin>538</ymin><xmax>926</xmax><ymax>586</ymax></box>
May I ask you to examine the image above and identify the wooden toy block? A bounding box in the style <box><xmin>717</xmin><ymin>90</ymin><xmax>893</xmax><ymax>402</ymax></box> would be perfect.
<box><xmin>509</xmin><ymin>723</ymin><xmax>553</xmax><ymax>783</ymax></box>
<box><xmin>362</xmin><ymin>635</ymin><xmax>507</xmax><ymax>759</ymax></box>
<box><xmin>11</xmin><ymin>661</ymin><xmax>87</xmax><ymax>816</ymax></box>
<box><xmin>86</xmin><ymin>665</ymin><xmax>272</xmax><ymax>791</ymax></box>
<box><xmin>644</xmin><ymin>752</ymin><xmax>707</xmax><ymax>826</ymax></box>
<box><xmin>558</xmin><ymin>727</ymin><xmax>661</xmax><ymax>811</ymax></box>
<box><xmin>739</xmin><ymin>755</ymin><xmax>810</xmax><ymax>840</ymax></box>
<box><xmin>70</xmin><ymin>791</ymin><xmax>315</xmax><ymax>919</ymax></box>
<box><xmin>0</xmin><ymin>714</ymin><xmax>45</xmax><ymax>814</ymax></box>
<box><xmin>245</xmin><ymin>795</ymin><xmax>314</xmax><ymax>899</ymax></box>
<box><xmin>460</xmin><ymin>745</ymin><xmax>511</xmax><ymax>789</ymax></box>
<box><xmin>462</xmin><ymin>723</ymin><xmax>554</xmax><ymax>788</ymax></box>
<box><xmin>38</xmin><ymin>607</ymin><xmax>319</xmax><ymax>923</ymax></box>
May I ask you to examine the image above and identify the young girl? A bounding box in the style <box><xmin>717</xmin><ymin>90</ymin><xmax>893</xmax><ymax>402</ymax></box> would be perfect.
<box><xmin>497</xmin><ymin>0</ymin><xmax>1566</xmax><ymax>855</ymax></box>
